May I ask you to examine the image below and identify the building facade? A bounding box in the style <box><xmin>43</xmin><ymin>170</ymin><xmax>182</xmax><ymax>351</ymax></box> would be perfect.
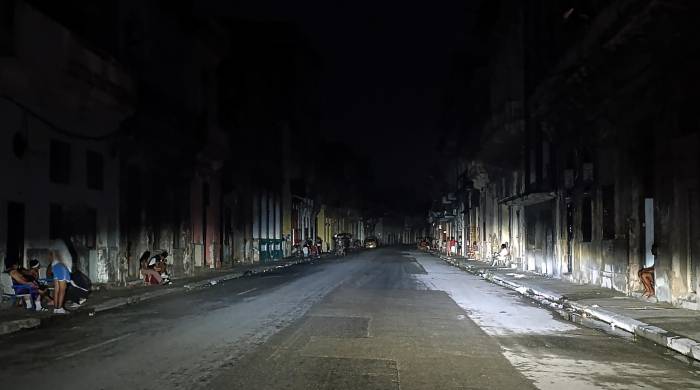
<box><xmin>0</xmin><ymin>1</ymin><xmax>133</xmax><ymax>282</ymax></box>
<box><xmin>446</xmin><ymin>0</ymin><xmax>700</xmax><ymax>306</ymax></box>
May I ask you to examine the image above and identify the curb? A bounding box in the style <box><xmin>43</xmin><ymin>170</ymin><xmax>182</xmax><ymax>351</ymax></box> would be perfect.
<box><xmin>436</xmin><ymin>254</ymin><xmax>700</xmax><ymax>362</ymax></box>
<box><xmin>0</xmin><ymin>257</ymin><xmax>318</xmax><ymax>336</ymax></box>
<box><xmin>98</xmin><ymin>258</ymin><xmax>315</xmax><ymax>311</ymax></box>
<box><xmin>0</xmin><ymin>318</ymin><xmax>41</xmax><ymax>335</ymax></box>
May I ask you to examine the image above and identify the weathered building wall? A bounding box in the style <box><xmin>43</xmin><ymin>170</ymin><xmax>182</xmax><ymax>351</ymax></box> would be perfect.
<box><xmin>0</xmin><ymin>99</ymin><xmax>122</xmax><ymax>282</ymax></box>
<box><xmin>654</xmin><ymin>130</ymin><xmax>700</xmax><ymax>303</ymax></box>
<box><xmin>0</xmin><ymin>1</ymin><xmax>132</xmax><ymax>284</ymax></box>
<box><xmin>563</xmin><ymin>145</ymin><xmax>640</xmax><ymax>294</ymax></box>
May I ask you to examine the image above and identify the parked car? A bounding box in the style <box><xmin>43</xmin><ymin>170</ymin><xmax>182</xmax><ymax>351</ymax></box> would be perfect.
<box><xmin>364</xmin><ymin>237</ymin><xmax>378</xmax><ymax>249</ymax></box>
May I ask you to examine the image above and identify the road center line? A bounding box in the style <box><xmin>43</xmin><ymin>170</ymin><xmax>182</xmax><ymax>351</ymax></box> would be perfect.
<box><xmin>237</xmin><ymin>288</ymin><xmax>258</xmax><ymax>296</ymax></box>
<box><xmin>58</xmin><ymin>332</ymin><xmax>133</xmax><ymax>359</ymax></box>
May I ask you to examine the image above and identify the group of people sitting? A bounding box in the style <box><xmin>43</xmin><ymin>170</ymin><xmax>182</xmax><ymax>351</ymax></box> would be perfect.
<box><xmin>5</xmin><ymin>248</ymin><xmax>172</xmax><ymax>314</ymax></box>
<box><xmin>139</xmin><ymin>250</ymin><xmax>172</xmax><ymax>285</ymax></box>
<box><xmin>5</xmin><ymin>251</ymin><xmax>91</xmax><ymax>315</ymax></box>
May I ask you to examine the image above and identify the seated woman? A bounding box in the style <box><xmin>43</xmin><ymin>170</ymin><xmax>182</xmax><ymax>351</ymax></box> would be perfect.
<box><xmin>467</xmin><ymin>241</ymin><xmax>479</xmax><ymax>260</ymax></box>
<box><xmin>7</xmin><ymin>262</ymin><xmax>45</xmax><ymax>311</ymax></box>
<box><xmin>25</xmin><ymin>259</ymin><xmax>53</xmax><ymax>307</ymax></box>
<box><xmin>492</xmin><ymin>243</ymin><xmax>510</xmax><ymax>267</ymax></box>
<box><xmin>149</xmin><ymin>251</ymin><xmax>171</xmax><ymax>282</ymax></box>
<box><xmin>139</xmin><ymin>251</ymin><xmax>161</xmax><ymax>285</ymax></box>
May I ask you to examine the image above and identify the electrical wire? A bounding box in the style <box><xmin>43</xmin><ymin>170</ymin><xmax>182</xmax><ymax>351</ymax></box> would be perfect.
<box><xmin>2</xmin><ymin>95</ymin><xmax>124</xmax><ymax>141</ymax></box>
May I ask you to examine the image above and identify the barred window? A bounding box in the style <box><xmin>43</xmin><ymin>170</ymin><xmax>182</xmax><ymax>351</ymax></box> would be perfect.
<box><xmin>50</xmin><ymin>139</ymin><xmax>71</xmax><ymax>184</ymax></box>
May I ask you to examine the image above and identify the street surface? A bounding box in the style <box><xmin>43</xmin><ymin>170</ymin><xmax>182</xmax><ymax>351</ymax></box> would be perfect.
<box><xmin>1</xmin><ymin>248</ymin><xmax>700</xmax><ymax>389</ymax></box>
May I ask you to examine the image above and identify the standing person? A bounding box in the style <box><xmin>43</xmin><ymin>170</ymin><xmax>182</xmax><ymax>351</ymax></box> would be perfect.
<box><xmin>316</xmin><ymin>237</ymin><xmax>323</xmax><ymax>255</ymax></box>
<box><xmin>50</xmin><ymin>250</ymin><xmax>71</xmax><ymax>314</ymax></box>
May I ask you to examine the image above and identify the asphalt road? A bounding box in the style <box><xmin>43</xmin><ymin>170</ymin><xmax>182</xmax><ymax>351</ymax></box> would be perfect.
<box><xmin>1</xmin><ymin>248</ymin><xmax>699</xmax><ymax>389</ymax></box>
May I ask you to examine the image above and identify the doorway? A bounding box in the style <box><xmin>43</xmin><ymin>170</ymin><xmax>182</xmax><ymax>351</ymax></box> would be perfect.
<box><xmin>644</xmin><ymin>198</ymin><xmax>654</xmax><ymax>268</ymax></box>
<box><xmin>688</xmin><ymin>191</ymin><xmax>700</xmax><ymax>293</ymax></box>
<box><xmin>202</xmin><ymin>181</ymin><xmax>210</xmax><ymax>267</ymax></box>
<box><xmin>566</xmin><ymin>201</ymin><xmax>574</xmax><ymax>273</ymax></box>
<box><xmin>6</xmin><ymin>202</ymin><xmax>25</xmax><ymax>268</ymax></box>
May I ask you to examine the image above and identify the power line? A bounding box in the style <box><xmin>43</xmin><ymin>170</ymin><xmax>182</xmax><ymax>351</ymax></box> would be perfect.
<box><xmin>2</xmin><ymin>95</ymin><xmax>124</xmax><ymax>141</ymax></box>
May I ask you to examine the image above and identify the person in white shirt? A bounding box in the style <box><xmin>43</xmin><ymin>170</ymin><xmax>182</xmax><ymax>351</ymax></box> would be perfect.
<box><xmin>499</xmin><ymin>243</ymin><xmax>509</xmax><ymax>258</ymax></box>
<box><xmin>492</xmin><ymin>243</ymin><xmax>510</xmax><ymax>267</ymax></box>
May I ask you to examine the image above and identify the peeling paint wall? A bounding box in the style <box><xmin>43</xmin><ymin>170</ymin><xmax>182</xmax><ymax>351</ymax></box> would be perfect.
<box><xmin>0</xmin><ymin>99</ymin><xmax>122</xmax><ymax>281</ymax></box>
<box><xmin>654</xmin><ymin>133</ymin><xmax>700</xmax><ymax>303</ymax></box>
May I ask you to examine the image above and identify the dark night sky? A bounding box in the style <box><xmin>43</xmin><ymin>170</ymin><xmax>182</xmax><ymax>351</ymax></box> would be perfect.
<box><xmin>199</xmin><ymin>1</ymin><xmax>481</xmax><ymax>214</ymax></box>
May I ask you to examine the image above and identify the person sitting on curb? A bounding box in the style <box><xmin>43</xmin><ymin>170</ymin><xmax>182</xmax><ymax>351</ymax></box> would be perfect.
<box><xmin>140</xmin><ymin>251</ymin><xmax>161</xmax><ymax>285</ymax></box>
<box><xmin>26</xmin><ymin>259</ymin><xmax>54</xmax><ymax>307</ymax></box>
<box><xmin>491</xmin><ymin>243</ymin><xmax>510</xmax><ymax>267</ymax></box>
<box><xmin>66</xmin><ymin>268</ymin><xmax>91</xmax><ymax>309</ymax></box>
<box><xmin>467</xmin><ymin>241</ymin><xmax>479</xmax><ymax>260</ymax></box>
<box><xmin>638</xmin><ymin>243</ymin><xmax>657</xmax><ymax>298</ymax></box>
<box><xmin>149</xmin><ymin>251</ymin><xmax>171</xmax><ymax>283</ymax></box>
<box><xmin>140</xmin><ymin>251</ymin><xmax>171</xmax><ymax>285</ymax></box>
<box><xmin>7</xmin><ymin>262</ymin><xmax>46</xmax><ymax>312</ymax></box>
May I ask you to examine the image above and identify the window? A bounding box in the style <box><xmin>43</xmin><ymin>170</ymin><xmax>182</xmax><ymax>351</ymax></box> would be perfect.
<box><xmin>581</xmin><ymin>196</ymin><xmax>592</xmax><ymax>242</ymax></box>
<box><xmin>49</xmin><ymin>203</ymin><xmax>63</xmax><ymax>239</ymax></box>
<box><xmin>86</xmin><ymin>150</ymin><xmax>104</xmax><ymax>190</ymax></box>
<box><xmin>202</xmin><ymin>182</ymin><xmax>210</xmax><ymax>207</ymax></box>
<box><xmin>0</xmin><ymin>0</ymin><xmax>15</xmax><ymax>56</ymax></box>
<box><xmin>602</xmin><ymin>186</ymin><xmax>615</xmax><ymax>240</ymax></box>
<box><xmin>86</xmin><ymin>208</ymin><xmax>97</xmax><ymax>249</ymax></box>
<box><xmin>50</xmin><ymin>140</ymin><xmax>71</xmax><ymax>184</ymax></box>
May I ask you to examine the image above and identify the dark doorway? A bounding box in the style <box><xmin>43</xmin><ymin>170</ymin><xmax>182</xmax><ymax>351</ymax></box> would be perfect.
<box><xmin>126</xmin><ymin>165</ymin><xmax>141</xmax><ymax>277</ymax></box>
<box><xmin>6</xmin><ymin>201</ymin><xmax>25</xmax><ymax>268</ymax></box>
<box><xmin>689</xmin><ymin>190</ymin><xmax>700</xmax><ymax>293</ymax></box>
<box><xmin>566</xmin><ymin>201</ymin><xmax>574</xmax><ymax>273</ymax></box>
<box><xmin>202</xmin><ymin>181</ymin><xmax>210</xmax><ymax>267</ymax></box>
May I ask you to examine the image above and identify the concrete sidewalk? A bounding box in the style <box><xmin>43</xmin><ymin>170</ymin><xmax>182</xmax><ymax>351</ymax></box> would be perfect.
<box><xmin>434</xmin><ymin>252</ymin><xmax>700</xmax><ymax>361</ymax></box>
<box><xmin>0</xmin><ymin>256</ymin><xmax>319</xmax><ymax>336</ymax></box>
